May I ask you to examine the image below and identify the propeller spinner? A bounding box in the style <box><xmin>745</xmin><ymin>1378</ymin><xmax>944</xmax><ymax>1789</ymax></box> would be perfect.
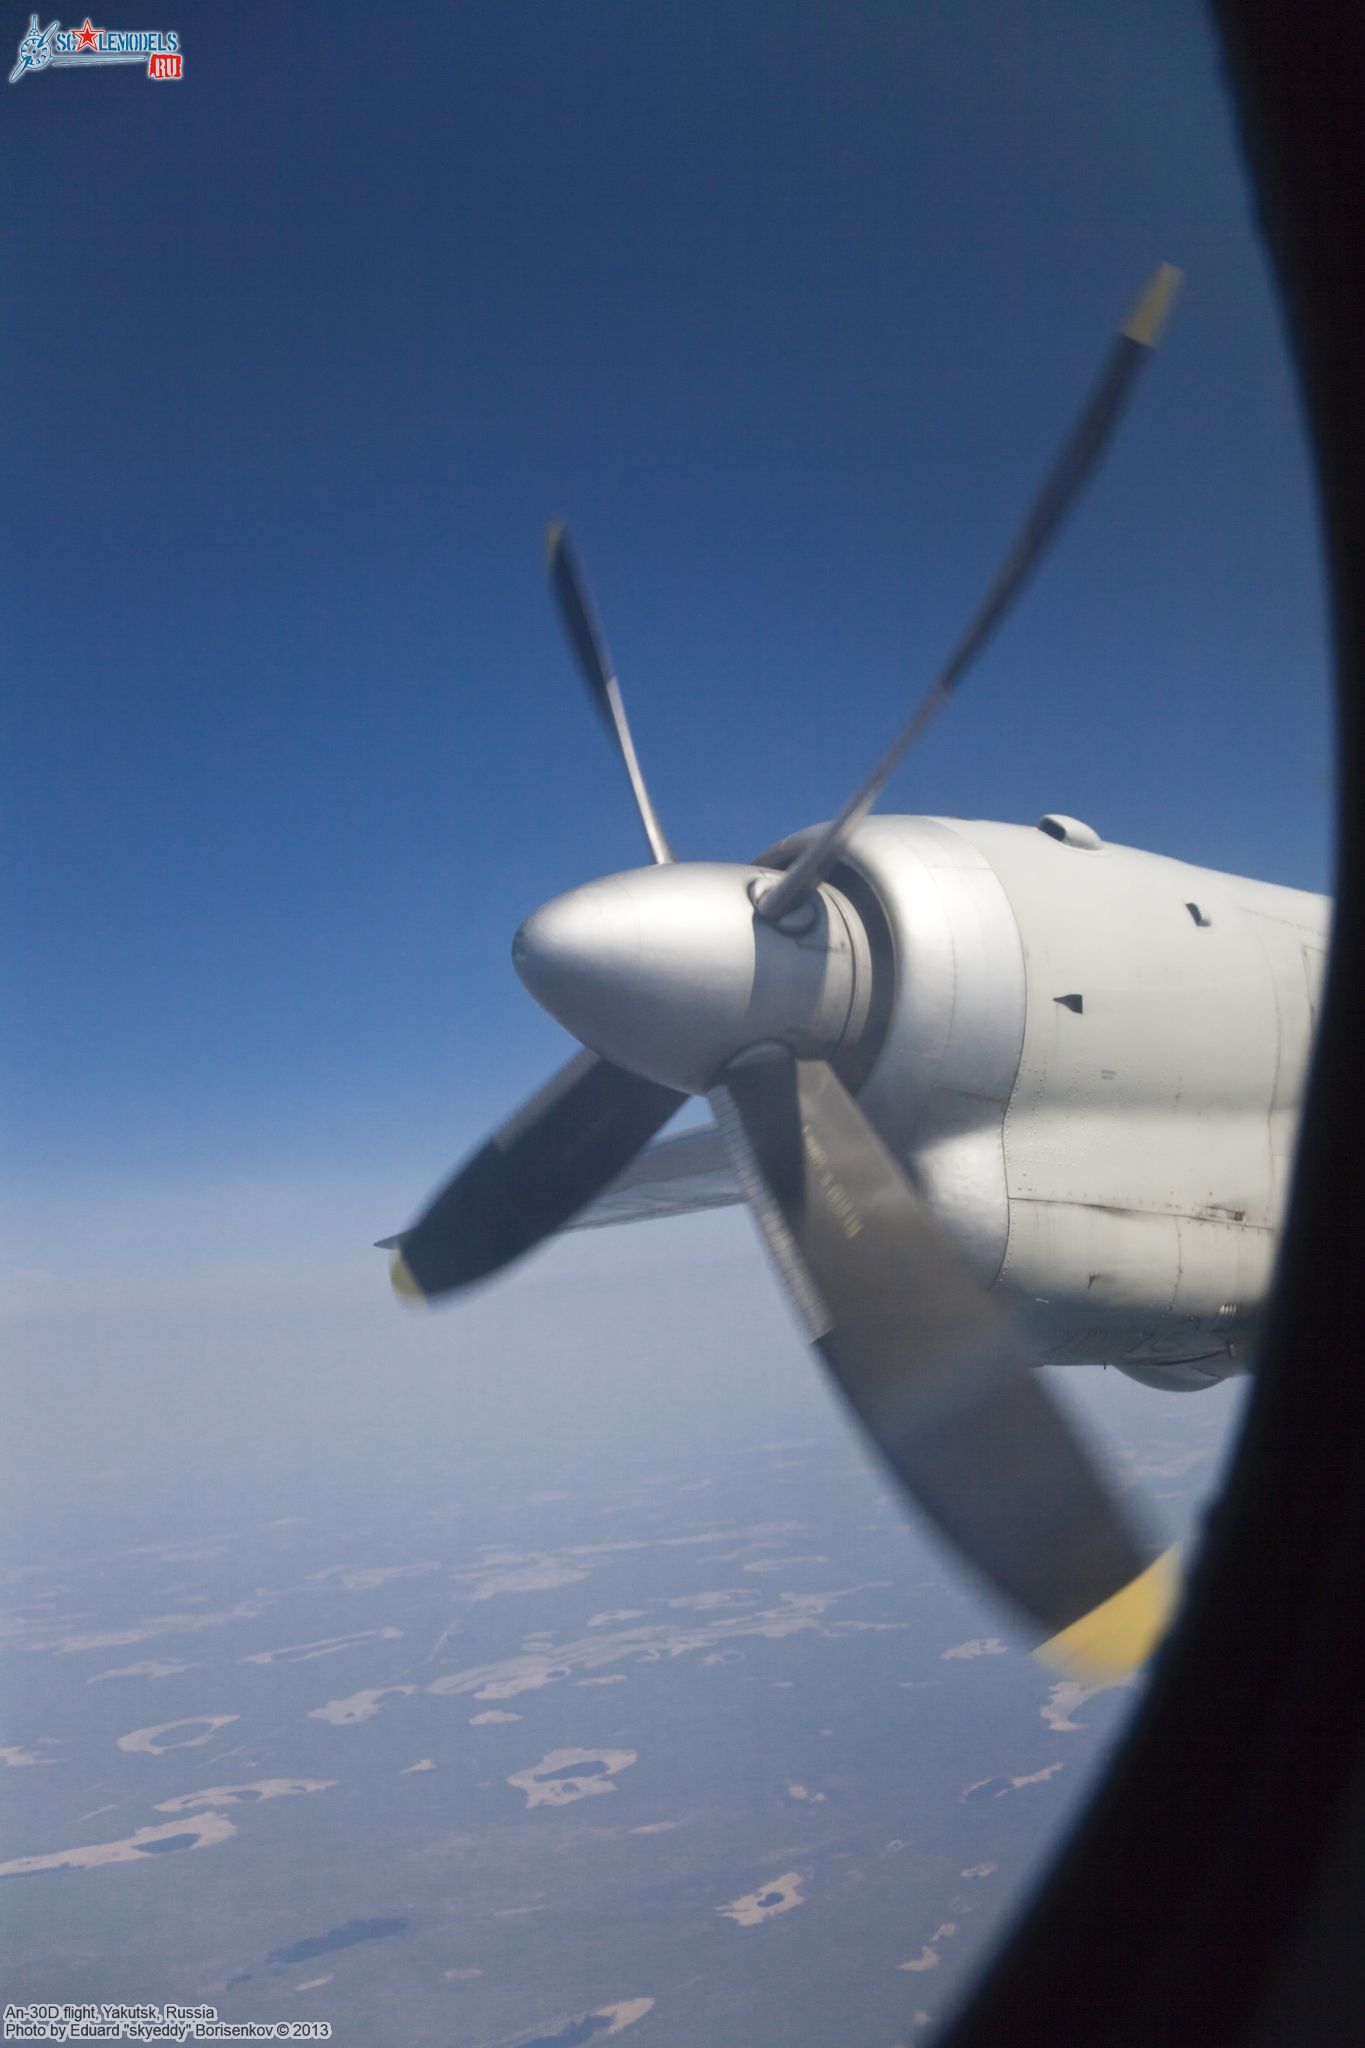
<box><xmin>513</xmin><ymin>862</ymin><xmax>871</xmax><ymax>1094</ymax></box>
<box><xmin>382</xmin><ymin>266</ymin><xmax>1183</xmax><ymax>1677</ymax></box>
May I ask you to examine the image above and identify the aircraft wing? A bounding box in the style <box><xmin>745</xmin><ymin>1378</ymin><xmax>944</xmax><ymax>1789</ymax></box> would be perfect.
<box><xmin>564</xmin><ymin>1121</ymin><xmax>742</xmax><ymax>1231</ymax></box>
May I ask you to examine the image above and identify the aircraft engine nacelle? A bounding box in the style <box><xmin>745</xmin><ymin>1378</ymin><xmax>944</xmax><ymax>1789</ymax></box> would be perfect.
<box><xmin>762</xmin><ymin>813</ymin><xmax>1328</xmax><ymax>1384</ymax></box>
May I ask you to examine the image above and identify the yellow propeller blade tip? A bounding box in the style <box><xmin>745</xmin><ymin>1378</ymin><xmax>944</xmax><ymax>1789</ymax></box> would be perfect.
<box><xmin>389</xmin><ymin>1250</ymin><xmax>427</xmax><ymax>1306</ymax></box>
<box><xmin>545</xmin><ymin>519</ymin><xmax>565</xmax><ymax>566</ymax></box>
<box><xmin>1121</xmin><ymin>263</ymin><xmax>1183</xmax><ymax>350</ymax></box>
<box><xmin>1035</xmin><ymin>1547</ymin><xmax>1181</xmax><ymax>1682</ymax></box>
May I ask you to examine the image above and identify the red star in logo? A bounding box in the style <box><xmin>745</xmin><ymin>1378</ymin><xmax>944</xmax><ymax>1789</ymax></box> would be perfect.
<box><xmin>74</xmin><ymin>18</ymin><xmax>98</xmax><ymax>52</ymax></box>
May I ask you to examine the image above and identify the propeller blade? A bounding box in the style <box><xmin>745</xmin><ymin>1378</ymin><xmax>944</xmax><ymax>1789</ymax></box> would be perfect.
<box><xmin>709</xmin><ymin>1053</ymin><xmax>1173</xmax><ymax>1672</ymax></box>
<box><xmin>546</xmin><ymin>522</ymin><xmax>675</xmax><ymax>866</ymax></box>
<box><xmin>757</xmin><ymin>262</ymin><xmax>1182</xmax><ymax>924</ymax></box>
<box><xmin>384</xmin><ymin>1050</ymin><xmax>686</xmax><ymax>1300</ymax></box>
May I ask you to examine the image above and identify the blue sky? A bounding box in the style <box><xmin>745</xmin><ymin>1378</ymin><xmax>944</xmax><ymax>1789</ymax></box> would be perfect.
<box><xmin>2</xmin><ymin>3</ymin><xmax>1332</xmax><ymax>1363</ymax></box>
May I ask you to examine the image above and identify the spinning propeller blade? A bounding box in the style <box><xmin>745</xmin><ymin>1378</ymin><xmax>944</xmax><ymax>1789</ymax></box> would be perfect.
<box><xmin>382</xmin><ymin>1050</ymin><xmax>685</xmax><ymax>1301</ymax></box>
<box><xmin>546</xmin><ymin>522</ymin><xmax>674</xmax><ymax>866</ymax></box>
<box><xmin>708</xmin><ymin>1054</ymin><xmax>1174</xmax><ymax>1667</ymax></box>
<box><xmin>756</xmin><ymin>263</ymin><xmax>1182</xmax><ymax>924</ymax></box>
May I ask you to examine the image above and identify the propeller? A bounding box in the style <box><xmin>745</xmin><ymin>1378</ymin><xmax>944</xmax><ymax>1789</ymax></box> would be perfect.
<box><xmin>383</xmin><ymin>267</ymin><xmax>1184</xmax><ymax>1674</ymax></box>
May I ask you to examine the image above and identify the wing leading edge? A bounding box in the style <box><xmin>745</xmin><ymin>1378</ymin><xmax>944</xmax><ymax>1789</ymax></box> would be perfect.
<box><xmin>564</xmin><ymin>1121</ymin><xmax>742</xmax><ymax>1231</ymax></box>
